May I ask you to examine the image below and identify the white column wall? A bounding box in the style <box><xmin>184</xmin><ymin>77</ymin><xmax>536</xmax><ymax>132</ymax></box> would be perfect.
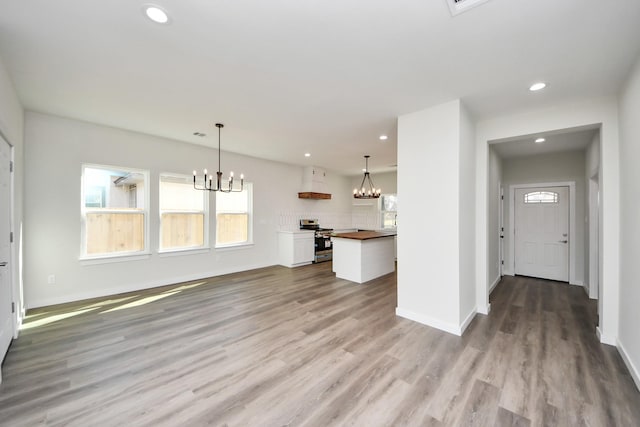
<box><xmin>618</xmin><ymin>56</ymin><xmax>640</xmax><ymax>389</ymax></box>
<box><xmin>397</xmin><ymin>99</ymin><xmax>464</xmax><ymax>334</ymax></box>
<box><xmin>458</xmin><ymin>103</ymin><xmax>476</xmax><ymax>326</ymax></box>
<box><xmin>475</xmin><ymin>96</ymin><xmax>620</xmax><ymax>345</ymax></box>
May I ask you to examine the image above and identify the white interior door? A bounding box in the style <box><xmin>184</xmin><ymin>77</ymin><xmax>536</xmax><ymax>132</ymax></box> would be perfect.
<box><xmin>0</xmin><ymin>136</ymin><xmax>12</xmax><ymax>369</ymax></box>
<box><xmin>514</xmin><ymin>186</ymin><xmax>569</xmax><ymax>282</ymax></box>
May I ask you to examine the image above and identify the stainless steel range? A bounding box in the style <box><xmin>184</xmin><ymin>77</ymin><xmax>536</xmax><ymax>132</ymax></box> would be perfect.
<box><xmin>299</xmin><ymin>219</ymin><xmax>333</xmax><ymax>263</ymax></box>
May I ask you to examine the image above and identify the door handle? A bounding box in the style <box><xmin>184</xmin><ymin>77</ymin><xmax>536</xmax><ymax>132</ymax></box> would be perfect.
<box><xmin>558</xmin><ymin>240</ymin><xmax>568</xmax><ymax>243</ymax></box>
<box><xmin>0</xmin><ymin>262</ymin><xmax>7</xmax><ymax>267</ymax></box>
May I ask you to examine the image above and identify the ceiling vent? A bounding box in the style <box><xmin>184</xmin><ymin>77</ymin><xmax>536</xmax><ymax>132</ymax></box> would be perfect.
<box><xmin>446</xmin><ymin>0</ymin><xmax>491</xmax><ymax>16</ymax></box>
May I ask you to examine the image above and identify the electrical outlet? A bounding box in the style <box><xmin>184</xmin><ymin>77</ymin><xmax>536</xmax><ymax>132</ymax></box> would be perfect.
<box><xmin>47</xmin><ymin>274</ymin><xmax>56</xmax><ymax>285</ymax></box>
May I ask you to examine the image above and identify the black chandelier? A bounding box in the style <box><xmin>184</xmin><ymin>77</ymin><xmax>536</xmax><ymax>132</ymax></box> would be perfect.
<box><xmin>353</xmin><ymin>155</ymin><xmax>381</xmax><ymax>199</ymax></box>
<box><xmin>193</xmin><ymin>123</ymin><xmax>244</xmax><ymax>193</ymax></box>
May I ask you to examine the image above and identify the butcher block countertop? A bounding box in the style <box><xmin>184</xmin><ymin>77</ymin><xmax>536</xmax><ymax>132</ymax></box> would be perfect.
<box><xmin>332</xmin><ymin>230</ymin><xmax>397</xmax><ymax>240</ymax></box>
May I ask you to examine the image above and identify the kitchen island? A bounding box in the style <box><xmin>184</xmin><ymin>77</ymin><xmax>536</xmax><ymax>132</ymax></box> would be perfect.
<box><xmin>331</xmin><ymin>230</ymin><xmax>397</xmax><ymax>283</ymax></box>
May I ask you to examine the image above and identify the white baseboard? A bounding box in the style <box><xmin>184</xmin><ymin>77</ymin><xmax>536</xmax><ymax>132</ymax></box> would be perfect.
<box><xmin>502</xmin><ymin>270</ymin><xmax>514</xmax><ymax>276</ymax></box>
<box><xmin>580</xmin><ymin>283</ymin><xmax>590</xmax><ymax>297</ymax></box>
<box><xmin>477</xmin><ymin>303</ymin><xmax>491</xmax><ymax>315</ymax></box>
<box><xmin>489</xmin><ymin>275</ymin><xmax>501</xmax><ymax>294</ymax></box>
<box><xmin>26</xmin><ymin>262</ymin><xmax>274</xmax><ymax>309</ymax></box>
<box><xmin>395</xmin><ymin>307</ymin><xmax>476</xmax><ymax>336</ymax></box>
<box><xmin>570</xmin><ymin>280</ymin><xmax>583</xmax><ymax>287</ymax></box>
<box><xmin>596</xmin><ymin>326</ymin><xmax>616</xmax><ymax>346</ymax></box>
<box><xmin>459</xmin><ymin>308</ymin><xmax>477</xmax><ymax>334</ymax></box>
<box><xmin>617</xmin><ymin>339</ymin><xmax>640</xmax><ymax>392</ymax></box>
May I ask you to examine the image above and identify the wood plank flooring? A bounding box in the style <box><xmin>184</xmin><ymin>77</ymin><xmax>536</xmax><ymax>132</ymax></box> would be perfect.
<box><xmin>1</xmin><ymin>264</ymin><xmax>639</xmax><ymax>426</ymax></box>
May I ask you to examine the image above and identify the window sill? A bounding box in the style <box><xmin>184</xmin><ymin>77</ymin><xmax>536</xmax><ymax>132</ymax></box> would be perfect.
<box><xmin>215</xmin><ymin>242</ymin><xmax>255</xmax><ymax>251</ymax></box>
<box><xmin>79</xmin><ymin>252</ymin><xmax>152</xmax><ymax>266</ymax></box>
<box><xmin>158</xmin><ymin>247</ymin><xmax>210</xmax><ymax>257</ymax></box>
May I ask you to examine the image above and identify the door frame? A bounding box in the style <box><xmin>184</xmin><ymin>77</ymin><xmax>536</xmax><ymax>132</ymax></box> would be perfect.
<box><xmin>509</xmin><ymin>181</ymin><xmax>577</xmax><ymax>284</ymax></box>
<box><xmin>588</xmin><ymin>174</ymin><xmax>599</xmax><ymax>300</ymax></box>
<box><xmin>0</xmin><ymin>132</ymin><xmax>15</xmax><ymax>376</ymax></box>
<box><xmin>499</xmin><ymin>183</ymin><xmax>504</xmax><ymax>277</ymax></box>
<box><xmin>0</xmin><ymin>131</ymin><xmax>17</xmax><ymax>337</ymax></box>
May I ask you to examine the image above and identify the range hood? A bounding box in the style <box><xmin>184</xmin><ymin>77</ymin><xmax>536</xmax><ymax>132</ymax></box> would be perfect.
<box><xmin>298</xmin><ymin>166</ymin><xmax>331</xmax><ymax>200</ymax></box>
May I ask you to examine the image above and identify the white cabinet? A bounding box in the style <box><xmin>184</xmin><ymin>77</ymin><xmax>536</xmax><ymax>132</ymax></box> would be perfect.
<box><xmin>278</xmin><ymin>231</ymin><xmax>315</xmax><ymax>267</ymax></box>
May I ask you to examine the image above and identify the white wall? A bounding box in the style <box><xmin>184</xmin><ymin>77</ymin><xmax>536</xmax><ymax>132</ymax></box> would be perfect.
<box><xmin>475</xmin><ymin>96</ymin><xmax>620</xmax><ymax>345</ymax></box>
<box><xmin>397</xmin><ymin>99</ymin><xmax>475</xmax><ymax>335</ymax></box>
<box><xmin>0</xmin><ymin>54</ymin><xmax>25</xmax><ymax>328</ymax></box>
<box><xmin>500</xmin><ymin>150</ymin><xmax>586</xmax><ymax>286</ymax></box>
<box><xmin>23</xmin><ymin>112</ymin><xmax>353</xmax><ymax>308</ymax></box>
<box><xmin>618</xmin><ymin>56</ymin><xmax>640</xmax><ymax>389</ymax></box>
<box><xmin>487</xmin><ymin>146</ymin><xmax>502</xmax><ymax>293</ymax></box>
<box><xmin>458</xmin><ymin>104</ymin><xmax>476</xmax><ymax>325</ymax></box>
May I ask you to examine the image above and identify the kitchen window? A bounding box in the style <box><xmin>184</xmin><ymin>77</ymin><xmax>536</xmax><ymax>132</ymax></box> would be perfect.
<box><xmin>159</xmin><ymin>174</ymin><xmax>208</xmax><ymax>252</ymax></box>
<box><xmin>81</xmin><ymin>164</ymin><xmax>149</xmax><ymax>258</ymax></box>
<box><xmin>215</xmin><ymin>183</ymin><xmax>253</xmax><ymax>247</ymax></box>
<box><xmin>380</xmin><ymin>193</ymin><xmax>397</xmax><ymax>229</ymax></box>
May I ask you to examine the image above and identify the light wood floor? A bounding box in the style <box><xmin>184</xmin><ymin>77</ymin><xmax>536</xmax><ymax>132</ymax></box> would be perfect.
<box><xmin>0</xmin><ymin>263</ymin><xmax>639</xmax><ymax>426</ymax></box>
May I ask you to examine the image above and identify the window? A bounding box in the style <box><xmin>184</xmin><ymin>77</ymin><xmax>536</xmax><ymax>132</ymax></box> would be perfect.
<box><xmin>160</xmin><ymin>174</ymin><xmax>208</xmax><ymax>251</ymax></box>
<box><xmin>381</xmin><ymin>194</ymin><xmax>397</xmax><ymax>229</ymax></box>
<box><xmin>81</xmin><ymin>165</ymin><xmax>148</xmax><ymax>258</ymax></box>
<box><xmin>524</xmin><ymin>191</ymin><xmax>559</xmax><ymax>204</ymax></box>
<box><xmin>215</xmin><ymin>183</ymin><xmax>252</xmax><ymax>247</ymax></box>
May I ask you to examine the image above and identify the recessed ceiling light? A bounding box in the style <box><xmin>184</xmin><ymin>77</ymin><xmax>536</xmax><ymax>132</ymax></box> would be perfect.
<box><xmin>304</xmin><ymin>153</ymin><xmax>311</xmax><ymax>157</ymax></box>
<box><xmin>529</xmin><ymin>82</ymin><xmax>547</xmax><ymax>92</ymax></box>
<box><xmin>144</xmin><ymin>5</ymin><xmax>170</xmax><ymax>24</ymax></box>
<box><xmin>379</xmin><ymin>135</ymin><xmax>388</xmax><ymax>141</ymax></box>
<box><xmin>535</xmin><ymin>138</ymin><xmax>546</xmax><ymax>144</ymax></box>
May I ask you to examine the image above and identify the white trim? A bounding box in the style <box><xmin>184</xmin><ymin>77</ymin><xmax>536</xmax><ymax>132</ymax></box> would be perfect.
<box><xmin>502</xmin><ymin>270</ymin><xmax>514</xmax><ymax>276</ymax></box>
<box><xmin>477</xmin><ymin>303</ymin><xmax>491</xmax><ymax>315</ymax></box>
<box><xmin>460</xmin><ymin>308</ymin><xmax>477</xmax><ymax>334</ymax></box>
<box><xmin>581</xmin><ymin>283</ymin><xmax>590</xmax><ymax>297</ymax></box>
<box><xmin>499</xmin><ymin>183</ymin><xmax>504</xmax><ymax>276</ymax></box>
<box><xmin>215</xmin><ymin>242</ymin><xmax>255</xmax><ymax>252</ymax></box>
<box><xmin>395</xmin><ymin>307</ymin><xmax>476</xmax><ymax>336</ymax></box>
<box><xmin>596</xmin><ymin>326</ymin><xmax>616</xmax><ymax>346</ymax></box>
<box><xmin>489</xmin><ymin>275</ymin><xmax>500</xmax><ymax>293</ymax></box>
<box><xmin>588</xmin><ymin>175</ymin><xmax>599</xmax><ymax>300</ymax></box>
<box><xmin>79</xmin><ymin>252</ymin><xmax>152</xmax><ymax>265</ymax></box>
<box><xmin>26</xmin><ymin>261</ymin><xmax>273</xmax><ymax>309</ymax></box>
<box><xmin>158</xmin><ymin>247</ymin><xmax>210</xmax><ymax>257</ymax></box>
<box><xmin>570</xmin><ymin>280</ymin><xmax>583</xmax><ymax>287</ymax></box>
<box><xmin>509</xmin><ymin>181</ymin><xmax>576</xmax><ymax>283</ymax></box>
<box><xmin>617</xmin><ymin>339</ymin><xmax>640</xmax><ymax>391</ymax></box>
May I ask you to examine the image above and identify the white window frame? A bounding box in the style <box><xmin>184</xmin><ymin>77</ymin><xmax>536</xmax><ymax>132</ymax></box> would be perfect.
<box><xmin>159</xmin><ymin>173</ymin><xmax>209</xmax><ymax>253</ymax></box>
<box><xmin>215</xmin><ymin>182</ymin><xmax>253</xmax><ymax>249</ymax></box>
<box><xmin>80</xmin><ymin>163</ymin><xmax>150</xmax><ymax>261</ymax></box>
<box><xmin>380</xmin><ymin>193</ymin><xmax>398</xmax><ymax>229</ymax></box>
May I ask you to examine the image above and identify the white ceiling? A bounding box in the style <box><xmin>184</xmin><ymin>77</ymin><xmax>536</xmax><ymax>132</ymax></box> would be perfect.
<box><xmin>0</xmin><ymin>0</ymin><xmax>639</xmax><ymax>175</ymax></box>
<box><xmin>491</xmin><ymin>127</ymin><xmax>598</xmax><ymax>159</ymax></box>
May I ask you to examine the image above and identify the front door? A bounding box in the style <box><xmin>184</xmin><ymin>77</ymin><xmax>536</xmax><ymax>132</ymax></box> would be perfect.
<box><xmin>514</xmin><ymin>186</ymin><xmax>569</xmax><ymax>282</ymax></box>
<box><xmin>0</xmin><ymin>135</ymin><xmax>13</xmax><ymax>371</ymax></box>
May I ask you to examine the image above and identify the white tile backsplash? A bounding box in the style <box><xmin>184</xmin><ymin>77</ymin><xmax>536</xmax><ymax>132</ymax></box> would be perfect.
<box><xmin>277</xmin><ymin>211</ymin><xmax>379</xmax><ymax>231</ymax></box>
